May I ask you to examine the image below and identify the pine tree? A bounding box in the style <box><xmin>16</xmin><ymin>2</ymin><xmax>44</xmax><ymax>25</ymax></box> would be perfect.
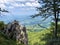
<box><xmin>31</xmin><ymin>0</ymin><xmax>60</xmax><ymax>38</ymax></box>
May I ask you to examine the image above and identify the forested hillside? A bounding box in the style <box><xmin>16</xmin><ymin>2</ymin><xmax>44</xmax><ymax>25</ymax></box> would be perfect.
<box><xmin>0</xmin><ymin>21</ymin><xmax>60</xmax><ymax>45</ymax></box>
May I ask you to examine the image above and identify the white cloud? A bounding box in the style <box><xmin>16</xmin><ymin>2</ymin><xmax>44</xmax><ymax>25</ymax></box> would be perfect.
<box><xmin>32</xmin><ymin>2</ymin><xmax>40</xmax><ymax>7</ymax></box>
<box><xmin>15</xmin><ymin>0</ymin><xmax>27</xmax><ymax>2</ymax></box>
<box><xmin>25</xmin><ymin>1</ymin><xmax>40</xmax><ymax>7</ymax></box>
<box><xmin>0</xmin><ymin>0</ymin><xmax>8</xmax><ymax>4</ymax></box>
<box><xmin>0</xmin><ymin>4</ymin><xmax>6</xmax><ymax>8</ymax></box>
<box><xmin>20</xmin><ymin>4</ymin><xmax>25</xmax><ymax>7</ymax></box>
<box><xmin>15</xmin><ymin>0</ymin><xmax>35</xmax><ymax>2</ymax></box>
<box><xmin>29</xmin><ymin>0</ymin><xmax>35</xmax><ymax>1</ymax></box>
<box><xmin>25</xmin><ymin>2</ymin><xmax>32</xmax><ymax>6</ymax></box>
<box><xmin>0</xmin><ymin>0</ymin><xmax>40</xmax><ymax>9</ymax></box>
<box><xmin>11</xmin><ymin>3</ymin><xmax>25</xmax><ymax>7</ymax></box>
<box><xmin>0</xmin><ymin>0</ymin><xmax>4</xmax><ymax>3</ymax></box>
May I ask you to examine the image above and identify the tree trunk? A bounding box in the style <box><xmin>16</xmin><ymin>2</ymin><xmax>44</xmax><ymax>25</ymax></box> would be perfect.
<box><xmin>53</xmin><ymin>0</ymin><xmax>58</xmax><ymax>38</ymax></box>
<box><xmin>54</xmin><ymin>12</ymin><xmax>58</xmax><ymax>38</ymax></box>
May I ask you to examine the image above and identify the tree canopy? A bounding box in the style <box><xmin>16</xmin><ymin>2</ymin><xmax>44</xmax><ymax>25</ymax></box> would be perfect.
<box><xmin>31</xmin><ymin>0</ymin><xmax>60</xmax><ymax>38</ymax></box>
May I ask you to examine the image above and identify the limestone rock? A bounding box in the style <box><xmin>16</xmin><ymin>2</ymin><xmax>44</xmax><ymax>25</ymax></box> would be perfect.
<box><xmin>4</xmin><ymin>20</ymin><xmax>28</xmax><ymax>45</ymax></box>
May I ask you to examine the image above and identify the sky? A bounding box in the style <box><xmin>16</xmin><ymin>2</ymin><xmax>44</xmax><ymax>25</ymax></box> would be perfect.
<box><xmin>0</xmin><ymin>0</ymin><xmax>41</xmax><ymax>24</ymax></box>
<box><xmin>0</xmin><ymin>0</ymin><xmax>51</xmax><ymax>27</ymax></box>
<box><xmin>0</xmin><ymin>0</ymin><xmax>40</xmax><ymax>15</ymax></box>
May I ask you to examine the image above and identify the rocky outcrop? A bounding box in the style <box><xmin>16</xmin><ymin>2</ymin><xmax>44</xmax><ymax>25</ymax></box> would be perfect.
<box><xmin>4</xmin><ymin>20</ymin><xmax>28</xmax><ymax>45</ymax></box>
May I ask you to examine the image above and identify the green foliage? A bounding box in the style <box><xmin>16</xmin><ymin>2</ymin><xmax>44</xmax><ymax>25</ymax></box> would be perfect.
<box><xmin>28</xmin><ymin>29</ymin><xmax>51</xmax><ymax>45</ymax></box>
<box><xmin>31</xmin><ymin>0</ymin><xmax>60</xmax><ymax>39</ymax></box>
<box><xmin>0</xmin><ymin>27</ymin><xmax>60</xmax><ymax>45</ymax></box>
<box><xmin>0</xmin><ymin>31</ymin><xmax>25</xmax><ymax>45</ymax></box>
<box><xmin>28</xmin><ymin>28</ymin><xmax>60</xmax><ymax>45</ymax></box>
<box><xmin>0</xmin><ymin>32</ymin><xmax>17</xmax><ymax>45</ymax></box>
<box><xmin>50</xmin><ymin>22</ymin><xmax>60</xmax><ymax>37</ymax></box>
<box><xmin>41</xmin><ymin>22</ymin><xmax>60</xmax><ymax>45</ymax></box>
<box><xmin>0</xmin><ymin>21</ymin><xmax>5</xmax><ymax>30</ymax></box>
<box><xmin>0</xmin><ymin>22</ymin><xmax>60</xmax><ymax>45</ymax></box>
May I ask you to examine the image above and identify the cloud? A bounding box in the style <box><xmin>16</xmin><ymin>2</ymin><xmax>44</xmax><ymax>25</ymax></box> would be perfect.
<box><xmin>15</xmin><ymin>0</ymin><xmax>35</xmax><ymax>2</ymax></box>
<box><xmin>25</xmin><ymin>2</ymin><xmax>32</xmax><ymax>6</ymax></box>
<box><xmin>0</xmin><ymin>0</ymin><xmax>8</xmax><ymax>4</ymax></box>
<box><xmin>32</xmin><ymin>2</ymin><xmax>40</xmax><ymax>7</ymax></box>
<box><xmin>15</xmin><ymin>0</ymin><xmax>26</xmax><ymax>2</ymax></box>
<box><xmin>0</xmin><ymin>4</ymin><xmax>6</xmax><ymax>8</ymax></box>
<box><xmin>0</xmin><ymin>0</ymin><xmax>40</xmax><ymax>9</ymax></box>
<box><xmin>29</xmin><ymin>0</ymin><xmax>35</xmax><ymax>1</ymax></box>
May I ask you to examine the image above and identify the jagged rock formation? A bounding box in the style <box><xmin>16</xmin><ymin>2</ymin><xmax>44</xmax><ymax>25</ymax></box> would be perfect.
<box><xmin>4</xmin><ymin>20</ymin><xmax>28</xmax><ymax>45</ymax></box>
